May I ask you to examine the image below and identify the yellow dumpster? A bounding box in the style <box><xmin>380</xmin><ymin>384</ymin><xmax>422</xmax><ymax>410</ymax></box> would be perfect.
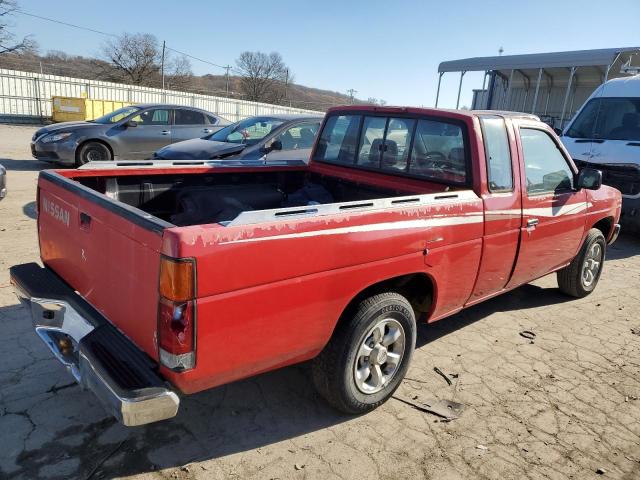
<box><xmin>52</xmin><ymin>97</ymin><xmax>132</xmax><ymax>122</ymax></box>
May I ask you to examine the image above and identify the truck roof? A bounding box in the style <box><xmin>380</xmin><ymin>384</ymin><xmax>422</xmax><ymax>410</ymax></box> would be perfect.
<box><xmin>325</xmin><ymin>105</ymin><xmax>541</xmax><ymax>122</ymax></box>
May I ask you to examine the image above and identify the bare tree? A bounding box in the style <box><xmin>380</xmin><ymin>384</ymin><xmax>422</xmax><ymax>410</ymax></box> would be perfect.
<box><xmin>164</xmin><ymin>53</ymin><xmax>193</xmax><ymax>90</ymax></box>
<box><xmin>0</xmin><ymin>0</ymin><xmax>35</xmax><ymax>55</ymax></box>
<box><xmin>235</xmin><ymin>51</ymin><xmax>289</xmax><ymax>103</ymax></box>
<box><xmin>101</xmin><ymin>33</ymin><xmax>160</xmax><ymax>85</ymax></box>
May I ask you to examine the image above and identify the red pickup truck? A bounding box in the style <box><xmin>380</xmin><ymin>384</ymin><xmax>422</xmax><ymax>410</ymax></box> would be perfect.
<box><xmin>11</xmin><ymin>106</ymin><xmax>621</xmax><ymax>426</ymax></box>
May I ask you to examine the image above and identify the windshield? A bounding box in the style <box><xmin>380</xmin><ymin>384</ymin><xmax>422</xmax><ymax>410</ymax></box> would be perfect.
<box><xmin>207</xmin><ymin>117</ymin><xmax>284</xmax><ymax>145</ymax></box>
<box><xmin>566</xmin><ymin>97</ymin><xmax>640</xmax><ymax>141</ymax></box>
<box><xmin>91</xmin><ymin>106</ymin><xmax>142</xmax><ymax>124</ymax></box>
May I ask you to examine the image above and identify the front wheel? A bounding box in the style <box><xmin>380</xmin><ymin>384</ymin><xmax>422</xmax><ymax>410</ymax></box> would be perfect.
<box><xmin>76</xmin><ymin>141</ymin><xmax>112</xmax><ymax>166</ymax></box>
<box><xmin>312</xmin><ymin>292</ymin><xmax>416</xmax><ymax>414</ymax></box>
<box><xmin>557</xmin><ymin>228</ymin><xmax>606</xmax><ymax>298</ymax></box>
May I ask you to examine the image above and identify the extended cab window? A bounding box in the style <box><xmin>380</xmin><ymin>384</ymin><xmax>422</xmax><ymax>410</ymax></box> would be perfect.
<box><xmin>315</xmin><ymin>115</ymin><xmax>362</xmax><ymax>164</ymax></box>
<box><xmin>480</xmin><ymin>117</ymin><xmax>513</xmax><ymax>191</ymax></box>
<box><xmin>521</xmin><ymin>128</ymin><xmax>573</xmax><ymax>195</ymax></box>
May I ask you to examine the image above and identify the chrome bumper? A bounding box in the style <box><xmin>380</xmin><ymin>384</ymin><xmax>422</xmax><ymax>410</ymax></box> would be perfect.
<box><xmin>10</xmin><ymin>264</ymin><xmax>179</xmax><ymax>426</ymax></box>
<box><xmin>608</xmin><ymin>223</ymin><xmax>621</xmax><ymax>245</ymax></box>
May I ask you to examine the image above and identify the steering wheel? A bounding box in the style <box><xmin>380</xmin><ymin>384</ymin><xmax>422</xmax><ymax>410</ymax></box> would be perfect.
<box><xmin>420</xmin><ymin>151</ymin><xmax>459</xmax><ymax>171</ymax></box>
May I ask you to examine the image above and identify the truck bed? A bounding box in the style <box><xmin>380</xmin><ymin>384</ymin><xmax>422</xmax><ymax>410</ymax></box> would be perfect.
<box><xmin>71</xmin><ymin>164</ymin><xmax>448</xmax><ymax>227</ymax></box>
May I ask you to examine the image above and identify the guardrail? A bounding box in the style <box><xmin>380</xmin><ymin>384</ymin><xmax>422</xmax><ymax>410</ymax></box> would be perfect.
<box><xmin>0</xmin><ymin>68</ymin><xmax>322</xmax><ymax>124</ymax></box>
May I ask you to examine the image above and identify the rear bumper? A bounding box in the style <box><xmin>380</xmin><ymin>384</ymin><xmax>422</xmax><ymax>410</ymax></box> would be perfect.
<box><xmin>9</xmin><ymin>263</ymin><xmax>179</xmax><ymax>426</ymax></box>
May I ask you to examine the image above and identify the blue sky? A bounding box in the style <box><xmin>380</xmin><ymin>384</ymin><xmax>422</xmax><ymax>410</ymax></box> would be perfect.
<box><xmin>9</xmin><ymin>0</ymin><xmax>640</xmax><ymax>108</ymax></box>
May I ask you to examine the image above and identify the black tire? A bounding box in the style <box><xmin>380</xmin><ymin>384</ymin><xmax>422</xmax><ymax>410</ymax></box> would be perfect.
<box><xmin>312</xmin><ymin>292</ymin><xmax>416</xmax><ymax>414</ymax></box>
<box><xmin>76</xmin><ymin>141</ymin><xmax>111</xmax><ymax>166</ymax></box>
<box><xmin>557</xmin><ymin>228</ymin><xmax>606</xmax><ymax>298</ymax></box>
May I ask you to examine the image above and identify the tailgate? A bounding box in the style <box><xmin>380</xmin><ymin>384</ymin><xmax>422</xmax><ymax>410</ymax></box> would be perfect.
<box><xmin>37</xmin><ymin>171</ymin><xmax>171</xmax><ymax>361</ymax></box>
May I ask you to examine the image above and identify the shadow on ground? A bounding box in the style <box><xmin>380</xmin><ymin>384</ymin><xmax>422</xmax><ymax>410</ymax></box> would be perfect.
<box><xmin>22</xmin><ymin>202</ymin><xmax>37</xmax><ymax>219</ymax></box>
<box><xmin>0</xmin><ymin>158</ymin><xmax>50</xmax><ymax>172</ymax></box>
<box><xmin>0</xmin><ymin>274</ymin><xmax>598</xmax><ymax>480</ymax></box>
<box><xmin>606</xmin><ymin>232</ymin><xmax>640</xmax><ymax>260</ymax></box>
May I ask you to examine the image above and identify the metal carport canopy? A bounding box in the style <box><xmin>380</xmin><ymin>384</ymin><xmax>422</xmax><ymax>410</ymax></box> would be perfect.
<box><xmin>438</xmin><ymin>47</ymin><xmax>640</xmax><ymax>72</ymax></box>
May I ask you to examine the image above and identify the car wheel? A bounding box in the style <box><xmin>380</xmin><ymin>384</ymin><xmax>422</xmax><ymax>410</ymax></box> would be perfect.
<box><xmin>312</xmin><ymin>292</ymin><xmax>416</xmax><ymax>414</ymax></box>
<box><xmin>77</xmin><ymin>142</ymin><xmax>111</xmax><ymax>166</ymax></box>
<box><xmin>557</xmin><ymin>228</ymin><xmax>606</xmax><ymax>298</ymax></box>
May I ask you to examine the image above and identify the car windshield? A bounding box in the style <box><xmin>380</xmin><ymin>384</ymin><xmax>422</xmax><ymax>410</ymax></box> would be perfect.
<box><xmin>206</xmin><ymin>117</ymin><xmax>284</xmax><ymax>145</ymax></box>
<box><xmin>566</xmin><ymin>97</ymin><xmax>640</xmax><ymax>141</ymax></box>
<box><xmin>91</xmin><ymin>106</ymin><xmax>142</xmax><ymax>124</ymax></box>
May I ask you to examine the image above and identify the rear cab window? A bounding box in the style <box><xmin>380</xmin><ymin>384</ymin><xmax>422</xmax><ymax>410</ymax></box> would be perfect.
<box><xmin>314</xmin><ymin>112</ymin><xmax>469</xmax><ymax>185</ymax></box>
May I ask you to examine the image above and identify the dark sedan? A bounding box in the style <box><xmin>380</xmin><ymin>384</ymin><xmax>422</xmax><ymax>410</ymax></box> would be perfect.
<box><xmin>0</xmin><ymin>164</ymin><xmax>5</xmax><ymax>201</ymax></box>
<box><xmin>31</xmin><ymin>104</ymin><xmax>230</xmax><ymax>166</ymax></box>
<box><xmin>153</xmin><ymin>114</ymin><xmax>323</xmax><ymax>162</ymax></box>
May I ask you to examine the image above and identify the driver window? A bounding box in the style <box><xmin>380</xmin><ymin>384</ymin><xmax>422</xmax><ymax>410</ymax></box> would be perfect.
<box><xmin>276</xmin><ymin>122</ymin><xmax>320</xmax><ymax>151</ymax></box>
<box><xmin>130</xmin><ymin>108</ymin><xmax>169</xmax><ymax>126</ymax></box>
<box><xmin>227</xmin><ymin>120</ymin><xmax>276</xmax><ymax>143</ymax></box>
<box><xmin>521</xmin><ymin>128</ymin><xmax>573</xmax><ymax>195</ymax></box>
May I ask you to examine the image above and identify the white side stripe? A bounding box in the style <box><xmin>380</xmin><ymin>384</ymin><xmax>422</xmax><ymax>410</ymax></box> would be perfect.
<box><xmin>219</xmin><ymin>215</ymin><xmax>483</xmax><ymax>244</ymax></box>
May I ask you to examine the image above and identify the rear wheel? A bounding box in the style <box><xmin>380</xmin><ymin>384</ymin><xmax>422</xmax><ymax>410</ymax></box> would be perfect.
<box><xmin>76</xmin><ymin>141</ymin><xmax>111</xmax><ymax>166</ymax></box>
<box><xmin>312</xmin><ymin>292</ymin><xmax>416</xmax><ymax>414</ymax></box>
<box><xmin>557</xmin><ymin>228</ymin><xmax>606</xmax><ymax>298</ymax></box>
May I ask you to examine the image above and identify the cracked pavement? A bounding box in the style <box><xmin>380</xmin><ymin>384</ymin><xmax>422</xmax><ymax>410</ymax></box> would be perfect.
<box><xmin>0</xmin><ymin>125</ymin><xmax>639</xmax><ymax>480</ymax></box>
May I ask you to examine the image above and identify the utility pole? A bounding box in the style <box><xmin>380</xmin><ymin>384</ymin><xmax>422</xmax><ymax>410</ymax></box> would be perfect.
<box><xmin>285</xmin><ymin>68</ymin><xmax>290</xmax><ymax>106</ymax></box>
<box><xmin>39</xmin><ymin>61</ymin><xmax>43</xmax><ymax>75</ymax></box>
<box><xmin>161</xmin><ymin>40</ymin><xmax>166</xmax><ymax>90</ymax></box>
<box><xmin>224</xmin><ymin>65</ymin><xmax>231</xmax><ymax>96</ymax></box>
<box><xmin>347</xmin><ymin>88</ymin><xmax>357</xmax><ymax>104</ymax></box>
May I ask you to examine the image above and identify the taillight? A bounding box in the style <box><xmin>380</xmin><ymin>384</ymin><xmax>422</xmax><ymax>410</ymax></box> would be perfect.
<box><xmin>158</xmin><ymin>256</ymin><xmax>196</xmax><ymax>371</ymax></box>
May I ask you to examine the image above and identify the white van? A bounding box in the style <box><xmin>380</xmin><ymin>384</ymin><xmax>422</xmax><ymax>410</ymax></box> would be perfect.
<box><xmin>562</xmin><ymin>74</ymin><xmax>640</xmax><ymax>232</ymax></box>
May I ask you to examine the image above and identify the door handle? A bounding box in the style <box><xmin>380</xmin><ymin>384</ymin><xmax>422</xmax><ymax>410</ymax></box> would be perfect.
<box><xmin>527</xmin><ymin>218</ymin><xmax>539</xmax><ymax>227</ymax></box>
<box><xmin>161</xmin><ymin>130</ymin><xmax>171</xmax><ymax>135</ymax></box>
<box><xmin>203</xmin><ymin>128</ymin><xmax>212</xmax><ymax>134</ymax></box>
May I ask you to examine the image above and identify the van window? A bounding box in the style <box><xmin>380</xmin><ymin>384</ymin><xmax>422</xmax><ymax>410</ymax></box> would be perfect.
<box><xmin>566</xmin><ymin>97</ymin><xmax>640</xmax><ymax>141</ymax></box>
<box><xmin>480</xmin><ymin>116</ymin><xmax>513</xmax><ymax>191</ymax></box>
<box><xmin>521</xmin><ymin>128</ymin><xmax>573</xmax><ymax>194</ymax></box>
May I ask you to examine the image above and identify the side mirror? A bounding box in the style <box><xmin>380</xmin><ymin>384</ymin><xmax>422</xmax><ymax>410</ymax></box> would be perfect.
<box><xmin>576</xmin><ymin>167</ymin><xmax>602</xmax><ymax>190</ymax></box>
<box><xmin>126</xmin><ymin>120</ymin><xmax>138</xmax><ymax>128</ymax></box>
<box><xmin>553</xmin><ymin>127</ymin><xmax>563</xmax><ymax>136</ymax></box>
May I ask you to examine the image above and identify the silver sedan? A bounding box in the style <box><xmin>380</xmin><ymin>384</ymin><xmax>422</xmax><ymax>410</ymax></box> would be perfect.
<box><xmin>30</xmin><ymin>104</ymin><xmax>230</xmax><ymax>166</ymax></box>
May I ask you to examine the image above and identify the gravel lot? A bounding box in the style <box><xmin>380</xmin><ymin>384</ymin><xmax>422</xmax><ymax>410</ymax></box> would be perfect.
<box><xmin>0</xmin><ymin>124</ymin><xmax>639</xmax><ymax>480</ymax></box>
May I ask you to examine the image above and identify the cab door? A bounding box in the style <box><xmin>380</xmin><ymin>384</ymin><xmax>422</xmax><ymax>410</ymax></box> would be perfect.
<box><xmin>506</xmin><ymin>124</ymin><xmax>586</xmax><ymax>288</ymax></box>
